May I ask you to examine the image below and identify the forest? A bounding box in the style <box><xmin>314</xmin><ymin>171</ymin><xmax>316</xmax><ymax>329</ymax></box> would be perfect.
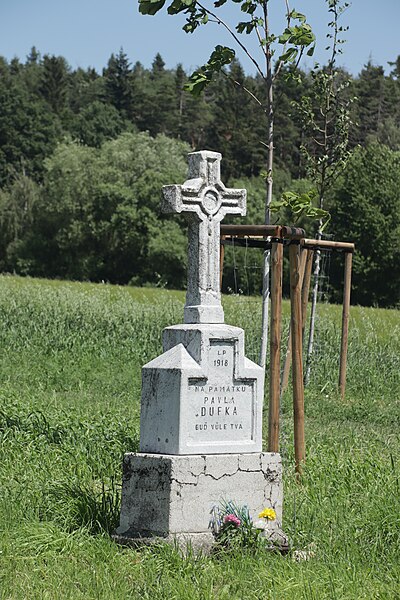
<box><xmin>0</xmin><ymin>47</ymin><xmax>399</xmax><ymax>307</ymax></box>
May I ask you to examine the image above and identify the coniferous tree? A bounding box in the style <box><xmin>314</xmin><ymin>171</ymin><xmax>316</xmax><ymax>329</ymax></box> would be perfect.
<box><xmin>0</xmin><ymin>63</ymin><xmax>59</xmax><ymax>184</ymax></box>
<box><xmin>129</xmin><ymin>61</ymin><xmax>149</xmax><ymax>129</ymax></box>
<box><xmin>40</xmin><ymin>55</ymin><xmax>69</xmax><ymax>114</ymax></box>
<box><xmin>137</xmin><ymin>55</ymin><xmax>178</xmax><ymax>136</ymax></box>
<box><xmin>151</xmin><ymin>52</ymin><xmax>165</xmax><ymax>75</ymax></box>
<box><xmin>68</xmin><ymin>67</ymin><xmax>103</xmax><ymax>114</ymax></box>
<box><xmin>103</xmin><ymin>48</ymin><xmax>134</xmax><ymax>117</ymax></box>
<box><xmin>26</xmin><ymin>46</ymin><xmax>40</xmax><ymax>65</ymax></box>
<box><xmin>9</xmin><ymin>57</ymin><xmax>22</xmax><ymax>76</ymax></box>
<box><xmin>206</xmin><ymin>62</ymin><xmax>265</xmax><ymax>179</ymax></box>
<box><xmin>354</xmin><ymin>62</ymin><xmax>388</xmax><ymax>146</ymax></box>
<box><xmin>173</xmin><ymin>63</ymin><xmax>212</xmax><ymax>149</ymax></box>
<box><xmin>377</xmin><ymin>56</ymin><xmax>400</xmax><ymax>150</ymax></box>
<box><xmin>23</xmin><ymin>47</ymin><xmax>42</xmax><ymax>96</ymax></box>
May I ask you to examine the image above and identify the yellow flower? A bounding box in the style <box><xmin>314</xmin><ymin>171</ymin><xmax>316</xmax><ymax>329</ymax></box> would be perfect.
<box><xmin>258</xmin><ymin>508</ymin><xmax>276</xmax><ymax>521</ymax></box>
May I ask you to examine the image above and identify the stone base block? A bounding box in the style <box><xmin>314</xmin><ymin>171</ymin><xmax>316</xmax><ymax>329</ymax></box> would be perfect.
<box><xmin>113</xmin><ymin>531</ymin><xmax>215</xmax><ymax>554</ymax></box>
<box><xmin>115</xmin><ymin>452</ymin><xmax>287</xmax><ymax>552</ymax></box>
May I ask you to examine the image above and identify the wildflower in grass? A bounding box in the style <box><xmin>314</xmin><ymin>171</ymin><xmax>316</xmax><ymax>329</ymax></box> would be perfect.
<box><xmin>223</xmin><ymin>513</ymin><xmax>241</xmax><ymax>527</ymax></box>
<box><xmin>211</xmin><ymin>501</ymin><xmax>264</xmax><ymax>550</ymax></box>
<box><xmin>258</xmin><ymin>507</ymin><xmax>276</xmax><ymax>520</ymax></box>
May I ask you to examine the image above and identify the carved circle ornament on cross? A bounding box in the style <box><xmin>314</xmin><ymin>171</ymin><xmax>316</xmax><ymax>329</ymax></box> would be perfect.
<box><xmin>202</xmin><ymin>187</ymin><xmax>221</xmax><ymax>216</ymax></box>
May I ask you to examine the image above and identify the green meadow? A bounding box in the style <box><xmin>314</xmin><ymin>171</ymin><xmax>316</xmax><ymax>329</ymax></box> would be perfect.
<box><xmin>0</xmin><ymin>275</ymin><xmax>399</xmax><ymax>599</ymax></box>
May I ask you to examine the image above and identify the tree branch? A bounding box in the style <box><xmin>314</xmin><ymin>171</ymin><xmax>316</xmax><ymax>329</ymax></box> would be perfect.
<box><xmin>255</xmin><ymin>23</ymin><xmax>268</xmax><ymax>61</ymax></box>
<box><xmin>196</xmin><ymin>1</ymin><xmax>266</xmax><ymax>80</ymax></box>
<box><xmin>223</xmin><ymin>71</ymin><xmax>266</xmax><ymax>110</ymax></box>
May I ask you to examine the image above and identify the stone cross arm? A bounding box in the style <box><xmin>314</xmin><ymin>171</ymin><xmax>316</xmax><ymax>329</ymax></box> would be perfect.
<box><xmin>162</xmin><ymin>151</ymin><xmax>247</xmax><ymax>324</ymax></box>
<box><xmin>162</xmin><ymin>151</ymin><xmax>246</xmax><ymax>220</ymax></box>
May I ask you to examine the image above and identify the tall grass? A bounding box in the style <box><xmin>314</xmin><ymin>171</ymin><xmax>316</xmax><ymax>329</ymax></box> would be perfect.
<box><xmin>0</xmin><ymin>275</ymin><xmax>399</xmax><ymax>599</ymax></box>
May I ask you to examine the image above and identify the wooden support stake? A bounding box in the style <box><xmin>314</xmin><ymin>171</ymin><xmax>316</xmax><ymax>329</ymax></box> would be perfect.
<box><xmin>289</xmin><ymin>243</ymin><xmax>305</xmax><ymax>476</ymax></box>
<box><xmin>281</xmin><ymin>249</ymin><xmax>308</xmax><ymax>396</ymax></box>
<box><xmin>280</xmin><ymin>328</ymin><xmax>292</xmax><ymax>397</ymax></box>
<box><xmin>268</xmin><ymin>241</ymin><xmax>283</xmax><ymax>452</ymax></box>
<box><xmin>219</xmin><ymin>236</ymin><xmax>225</xmax><ymax>292</ymax></box>
<box><xmin>339</xmin><ymin>252</ymin><xmax>352</xmax><ymax>399</ymax></box>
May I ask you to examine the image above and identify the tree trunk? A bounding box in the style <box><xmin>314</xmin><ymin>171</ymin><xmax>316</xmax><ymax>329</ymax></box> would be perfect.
<box><xmin>259</xmin><ymin>54</ymin><xmax>274</xmax><ymax>370</ymax></box>
<box><xmin>304</xmin><ymin>219</ymin><xmax>323</xmax><ymax>385</ymax></box>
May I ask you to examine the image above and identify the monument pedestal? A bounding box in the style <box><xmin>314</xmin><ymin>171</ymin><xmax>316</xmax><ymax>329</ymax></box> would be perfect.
<box><xmin>115</xmin><ymin>452</ymin><xmax>287</xmax><ymax>552</ymax></box>
<box><xmin>140</xmin><ymin>324</ymin><xmax>264</xmax><ymax>456</ymax></box>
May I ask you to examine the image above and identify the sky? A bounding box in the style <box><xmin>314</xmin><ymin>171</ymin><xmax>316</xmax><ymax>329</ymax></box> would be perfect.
<box><xmin>0</xmin><ymin>0</ymin><xmax>399</xmax><ymax>77</ymax></box>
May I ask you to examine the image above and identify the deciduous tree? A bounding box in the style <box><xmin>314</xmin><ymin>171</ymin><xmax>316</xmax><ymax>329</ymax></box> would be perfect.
<box><xmin>330</xmin><ymin>143</ymin><xmax>400</xmax><ymax>307</ymax></box>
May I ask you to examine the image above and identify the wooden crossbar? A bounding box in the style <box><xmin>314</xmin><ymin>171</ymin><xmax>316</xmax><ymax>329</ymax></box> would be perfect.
<box><xmin>301</xmin><ymin>238</ymin><xmax>355</xmax><ymax>252</ymax></box>
<box><xmin>220</xmin><ymin>224</ymin><xmax>306</xmax><ymax>240</ymax></box>
<box><xmin>220</xmin><ymin>224</ymin><xmax>281</xmax><ymax>237</ymax></box>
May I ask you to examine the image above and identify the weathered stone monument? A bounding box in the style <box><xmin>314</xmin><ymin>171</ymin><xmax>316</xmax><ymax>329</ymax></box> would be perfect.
<box><xmin>115</xmin><ymin>151</ymin><xmax>286</xmax><ymax>550</ymax></box>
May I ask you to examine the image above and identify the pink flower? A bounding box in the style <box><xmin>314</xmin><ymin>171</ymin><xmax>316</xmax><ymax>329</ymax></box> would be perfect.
<box><xmin>223</xmin><ymin>514</ymin><xmax>241</xmax><ymax>527</ymax></box>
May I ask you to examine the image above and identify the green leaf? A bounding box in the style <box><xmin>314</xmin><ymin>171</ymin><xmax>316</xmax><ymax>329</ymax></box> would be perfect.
<box><xmin>210</xmin><ymin>45</ymin><xmax>235</xmax><ymax>64</ymax></box>
<box><xmin>290</xmin><ymin>10</ymin><xmax>306</xmax><ymax>22</ymax></box>
<box><xmin>278</xmin><ymin>29</ymin><xmax>291</xmax><ymax>44</ymax></box>
<box><xmin>279</xmin><ymin>24</ymin><xmax>315</xmax><ymax>47</ymax></box>
<box><xmin>184</xmin><ymin>46</ymin><xmax>235</xmax><ymax>96</ymax></box>
<box><xmin>183</xmin><ymin>71</ymin><xmax>208</xmax><ymax>96</ymax></box>
<box><xmin>167</xmin><ymin>0</ymin><xmax>189</xmax><ymax>14</ymax></box>
<box><xmin>139</xmin><ymin>0</ymin><xmax>167</xmax><ymax>16</ymax></box>
<box><xmin>240</xmin><ymin>0</ymin><xmax>257</xmax><ymax>15</ymax></box>
<box><xmin>270</xmin><ymin>200</ymin><xmax>285</xmax><ymax>213</ymax></box>
<box><xmin>236</xmin><ymin>20</ymin><xmax>255</xmax><ymax>34</ymax></box>
<box><xmin>183</xmin><ymin>22</ymin><xmax>195</xmax><ymax>32</ymax></box>
<box><xmin>278</xmin><ymin>188</ymin><xmax>330</xmax><ymax>228</ymax></box>
<box><xmin>307</xmin><ymin>44</ymin><xmax>315</xmax><ymax>57</ymax></box>
<box><xmin>279</xmin><ymin>47</ymin><xmax>298</xmax><ymax>63</ymax></box>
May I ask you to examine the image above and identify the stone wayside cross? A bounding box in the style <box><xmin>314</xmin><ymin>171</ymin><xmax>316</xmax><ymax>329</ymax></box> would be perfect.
<box><xmin>115</xmin><ymin>150</ymin><xmax>287</xmax><ymax>553</ymax></box>
<box><xmin>162</xmin><ymin>151</ymin><xmax>246</xmax><ymax>324</ymax></box>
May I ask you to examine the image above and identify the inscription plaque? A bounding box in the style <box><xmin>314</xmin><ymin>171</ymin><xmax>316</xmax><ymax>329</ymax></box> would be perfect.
<box><xmin>186</xmin><ymin>341</ymin><xmax>256</xmax><ymax>448</ymax></box>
